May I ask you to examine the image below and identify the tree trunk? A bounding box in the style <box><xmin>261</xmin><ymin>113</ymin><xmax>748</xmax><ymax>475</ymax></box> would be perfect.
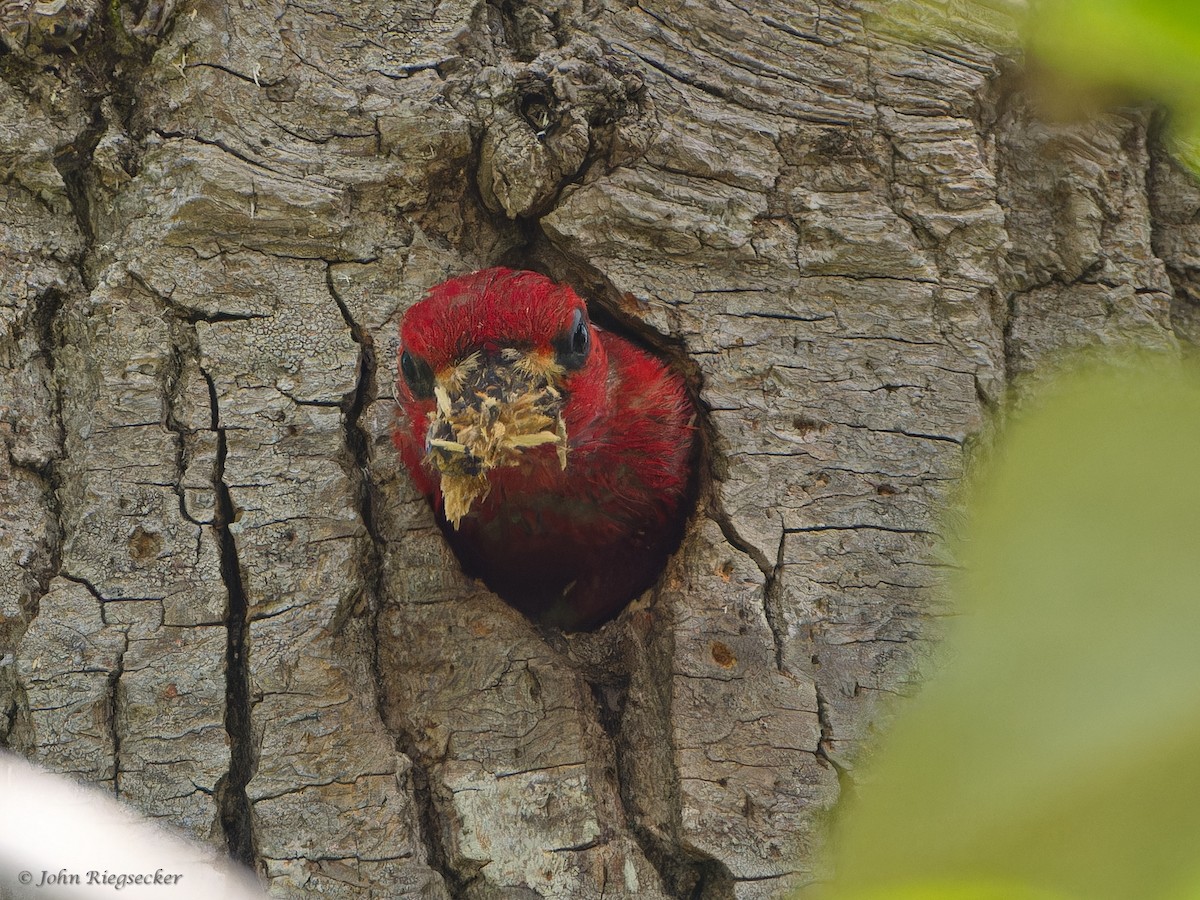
<box><xmin>0</xmin><ymin>1</ymin><xmax>1195</xmax><ymax>898</ymax></box>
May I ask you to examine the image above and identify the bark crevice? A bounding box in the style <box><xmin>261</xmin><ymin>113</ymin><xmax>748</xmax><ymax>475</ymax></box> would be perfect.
<box><xmin>51</xmin><ymin>111</ymin><xmax>103</xmax><ymax>264</ymax></box>
<box><xmin>814</xmin><ymin>680</ymin><xmax>851</xmax><ymax>794</ymax></box>
<box><xmin>762</xmin><ymin>533</ymin><xmax>789</xmax><ymax>675</ymax></box>
<box><xmin>605</xmin><ymin>605</ymin><xmax>738</xmax><ymax>900</ymax></box>
<box><xmin>202</xmin><ymin>368</ymin><xmax>260</xmax><ymax>871</ymax></box>
<box><xmin>327</xmin><ymin>268</ymin><xmax>464</xmax><ymax>897</ymax></box>
<box><xmin>25</xmin><ymin>286</ymin><xmax>69</xmax><ymax>608</ymax></box>
<box><xmin>630</xmin><ymin>823</ymin><xmax>738</xmax><ymax>900</ymax></box>
<box><xmin>105</xmin><ymin>629</ymin><xmax>129</xmax><ymax>798</ymax></box>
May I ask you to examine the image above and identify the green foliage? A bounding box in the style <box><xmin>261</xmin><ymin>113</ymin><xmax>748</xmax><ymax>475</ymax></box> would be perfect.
<box><xmin>1025</xmin><ymin>0</ymin><xmax>1200</xmax><ymax>170</ymax></box>
<box><xmin>1027</xmin><ymin>1</ymin><xmax>1200</xmax><ymax>102</ymax></box>
<box><xmin>816</xmin><ymin>361</ymin><xmax>1200</xmax><ymax>900</ymax></box>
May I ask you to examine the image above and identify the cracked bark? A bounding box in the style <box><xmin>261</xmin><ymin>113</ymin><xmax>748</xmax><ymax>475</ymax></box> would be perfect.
<box><xmin>206</xmin><ymin>367</ymin><xmax>259</xmax><ymax>867</ymax></box>
<box><xmin>2</xmin><ymin>1</ymin><xmax>1197</xmax><ymax>899</ymax></box>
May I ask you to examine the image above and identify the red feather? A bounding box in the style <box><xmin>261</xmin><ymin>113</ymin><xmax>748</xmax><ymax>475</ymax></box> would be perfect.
<box><xmin>394</xmin><ymin>268</ymin><xmax>695</xmax><ymax>629</ymax></box>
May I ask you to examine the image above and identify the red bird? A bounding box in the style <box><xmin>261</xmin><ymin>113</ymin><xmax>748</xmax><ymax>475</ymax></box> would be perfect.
<box><xmin>394</xmin><ymin>268</ymin><xmax>695</xmax><ymax>629</ymax></box>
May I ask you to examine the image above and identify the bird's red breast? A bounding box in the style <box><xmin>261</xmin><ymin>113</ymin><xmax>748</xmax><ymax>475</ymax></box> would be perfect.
<box><xmin>394</xmin><ymin>268</ymin><xmax>695</xmax><ymax>629</ymax></box>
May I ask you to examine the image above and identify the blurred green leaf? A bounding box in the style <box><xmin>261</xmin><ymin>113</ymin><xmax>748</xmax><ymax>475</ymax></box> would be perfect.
<box><xmin>1027</xmin><ymin>1</ymin><xmax>1200</xmax><ymax>101</ymax></box>
<box><xmin>820</xmin><ymin>361</ymin><xmax>1200</xmax><ymax>900</ymax></box>
<box><xmin>1025</xmin><ymin>1</ymin><xmax>1200</xmax><ymax>172</ymax></box>
<box><xmin>835</xmin><ymin>883</ymin><xmax>1071</xmax><ymax>900</ymax></box>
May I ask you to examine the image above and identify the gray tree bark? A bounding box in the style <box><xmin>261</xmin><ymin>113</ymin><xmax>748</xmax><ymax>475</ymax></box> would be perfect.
<box><xmin>0</xmin><ymin>1</ymin><xmax>1195</xmax><ymax>898</ymax></box>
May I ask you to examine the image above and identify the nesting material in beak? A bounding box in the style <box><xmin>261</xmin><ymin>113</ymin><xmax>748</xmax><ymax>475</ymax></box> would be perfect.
<box><xmin>424</xmin><ymin>349</ymin><xmax>569</xmax><ymax>526</ymax></box>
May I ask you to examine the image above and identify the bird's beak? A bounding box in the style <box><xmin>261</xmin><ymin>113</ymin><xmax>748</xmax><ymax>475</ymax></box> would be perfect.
<box><xmin>422</xmin><ymin>349</ymin><xmax>568</xmax><ymax>527</ymax></box>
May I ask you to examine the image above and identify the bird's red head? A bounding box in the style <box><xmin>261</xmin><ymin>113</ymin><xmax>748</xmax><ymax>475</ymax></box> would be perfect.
<box><xmin>394</xmin><ymin>268</ymin><xmax>609</xmax><ymax>525</ymax></box>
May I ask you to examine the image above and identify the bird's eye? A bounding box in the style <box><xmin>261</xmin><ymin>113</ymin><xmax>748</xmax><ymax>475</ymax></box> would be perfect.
<box><xmin>399</xmin><ymin>350</ymin><xmax>435</xmax><ymax>399</ymax></box>
<box><xmin>555</xmin><ymin>308</ymin><xmax>591</xmax><ymax>369</ymax></box>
